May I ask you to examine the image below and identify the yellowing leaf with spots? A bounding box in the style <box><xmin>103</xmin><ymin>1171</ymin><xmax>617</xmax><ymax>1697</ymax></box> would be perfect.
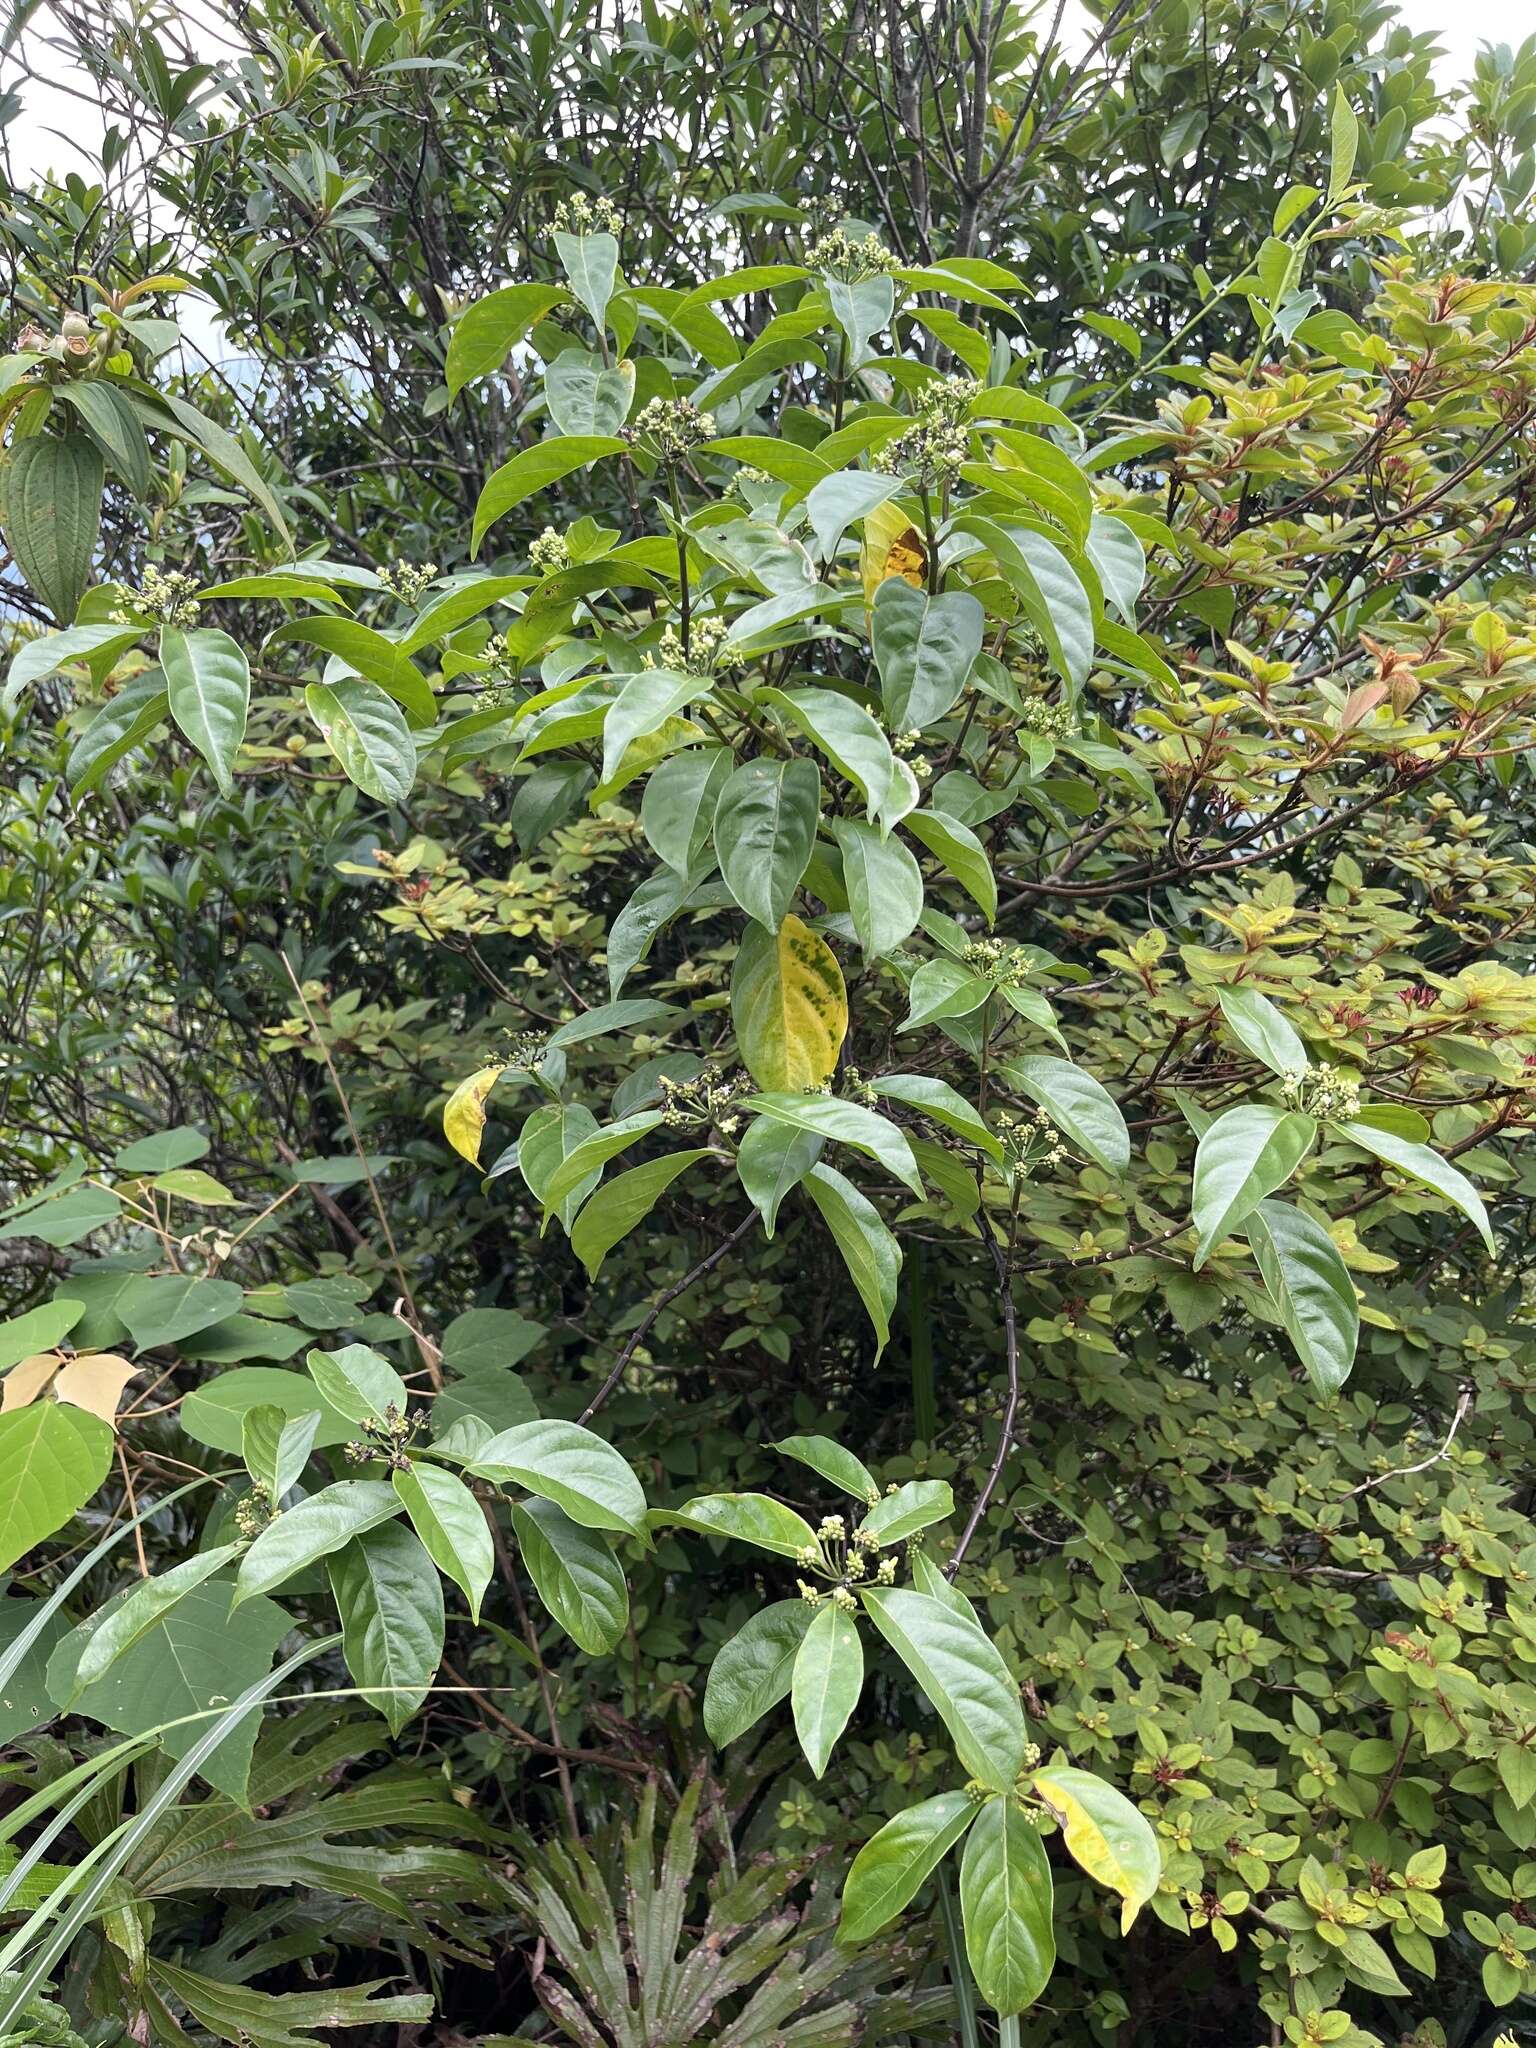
<box><xmin>443</xmin><ymin>1066</ymin><xmax>505</xmax><ymax>1165</ymax></box>
<box><xmin>1032</xmin><ymin>1764</ymin><xmax>1161</xmax><ymax>1933</ymax></box>
<box><xmin>861</xmin><ymin>498</ymin><xmax>926</xmax><ymax>606</ymax></box>
<box><xmin>731</xmin><ymin>914</ymin><xmax>847</xmax><ymax>1092</ymax></box>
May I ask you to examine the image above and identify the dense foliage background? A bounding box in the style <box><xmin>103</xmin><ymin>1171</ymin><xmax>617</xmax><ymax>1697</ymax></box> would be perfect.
<box><xmin>4</xmin><ymin>0</ymin><xmax>1536</xmax><ymax>2043</ymax></box>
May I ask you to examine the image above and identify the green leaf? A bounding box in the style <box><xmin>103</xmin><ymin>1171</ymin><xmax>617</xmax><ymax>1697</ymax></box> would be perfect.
<box><xmin>3</xmin><ymin>432</ymin><xmax>102</xmax><ymax>623</ymax></box>
<box><xmin>304</xmin><ymin>1343</ymin><xmax>408</xmax><ymax>1426</ymax></box>
<box><xmin>0</xmin><ymin>1299</ymin><xmax>83</xmax><ymax>1373</ymax></box>
<box><xmin>540</xmin><ymin>1110</ymin><xmax>664</xmax><ymax>1220</ymax></box>
<box><xmin>839</xmin><ymin>1791</ymin><xmax>978</xmax><ymax>1944</ymax></box>
<box><xmin>834</xmin><ymin>818</ymin><xmax>924</xmax><ymax>959</ymax></box>
<box><xmin>731</xmin><ymin>913</ymin><xmax>848</xmax><ymax>1094</ymax></box>
<box><xmin>1002</xmin><ymin>1057</ymin><xmax>1131</xmax><ymax>1174</ymax></box>
<box><xmin>666</xmin><ymin>1491</ymin><xmax>820</xmax><ymax>1558</ymax></box>
<box><xmin>872</xmin><ymin>581</ymin><xmax>984</xmax><ymax>728</ymax></box>
<box><xmin>466</xmin><ymin>1418</ymin><xmax>647</xmax><ymax>1538</ymax></box>
<box><xmin>861</xmin><ymin>1587</ymin><xmax>1025</xmax><ymax>1792</ymax></box>
<box><xmin>241</xmin><ymin>1404</ymin><xmax>319</xmax><ymax>1501</ymax></box>
<box><xmin>762</xmin><ymin>686</ymin><xmax>898</xmax><ymax>828</ymax></box>
<box><xmin>1337</xmin><ymin>1121</ymin><xmax>1496</xmax><ymax>1255</ymax></box>
<box><xmin>805</xmin><ymin>471</ymin><xmax>902</xmax><ymax>561</ymax></box>
<box><xmin>117</xmin><ymin>1273</ymin><xmax>242</xmax><ymax>1351</ymax></box>
<box><xmin>792</xmin><ymin>1602</ymin><xmax>863</xmax><ymax>1778</ymax></box>
<box><xmin>234</xmin><ymin>1481</ymin><xmax>402</xmax><ymax>1604</ymax></box>
<box><xmin>826</xmin><ymin>272</ymin><xmax>894</xmax><ymax>360</ymax></box>
<box><xmin>904</xmin><ymin>808</ymin><xmax>997</xmax><ymax>923</ymax></box>
<box><xmin>305</xmin><ymin>679</ymin><xmax>416</xmax><ymax>803</ymax></box>
<box><xmin>860</xmin><ymin>1479</ymin><xmax>953</xmax><ymax>1546</ymax></box>
<box><xmin>392</xmin><ymin>1461</ymin><xmax>494</xmax><ymax>1623</ymax></box>
<box><xmin>179</xmin><ymin>1366</ymin><xmax>354</xmax><ymax>1457</ymax></box>
<box><xmin>4</xmin><ymin>622</ymin><xmax>145</xmax><ymax>709</ymax></box>
<box><xmin>875</xmin><ymin>1074</ymin><xmax>1002</xmax><ymax>1162</ymax></box>
<box><xmin>704</xmin><ymin>1600</ymin><xmax>813</xmax><ymax>1746</ymax></box>
<box><xmin>1216</xmin><ymin>985</ymin><xmax>1309</xmax><ymax>1077</ymax></box>
<box><xmin>47</xmin><ymin>1578</ymin><xmax>290</xmax><ymax>1805</ymax></box>
<box><xmin>749</xmin><ymin>1094</ymin><xmax>922</xmax><ymax>1195</ymax></box>
<box><xmin>1246</xmin><ymin>1199</ymin><xmax>1358</xmax><ymax>1394</ymax></box>
<box><xmin>513</xmin><ymin>1497</ymin><xmax>628</xmax><ymax>1653</ymax></box>
<box><xmin>601</xmin><ymin>665</ymin><xmax>700</xmax><ymax>784</ymax></box>
<box><xmin>555</xmin><ymin>229</ymin><xmax>620</xmax><ymax>331</ymax></box>
<box><xmin>448</xmin><ymin>283</ymin><xmax>569</xmax><ymax>396</ymax></box>
<box><xmin>1191</xmin><ymin>1105</ymin><xmax>1317</xmax><ymax>1267</ymax></box>
<box><xmin>1032</xmin><ymin>1765</ymin><xmax>1160</xmax><ymax>1933</ymax></box>
<box><xmin>68</xmin><ymin>1544</ymin><xmax>243</xmax><ymax>1697</ymax></box>
<box><xmin>736</xmin><ymin>1116</ymin><xmax>823</xmax><ymax>1238</ymax></box>
<box><xmin>953</xmin><ymin>515</ymin><xmax>1094</xmax><ymax>689</ymax></box>
<box><xmin>900</xmin><ymin>958</ymin><xmax>993</xmax><ymax>1033</ymax></box>
<box><xmin>774</xmin><ymin>1434</ymin><xmax>878</xmax><ymax>1502</ymax></box>
<box><xmin>642</xmin><ymin>745</ymin><xmax>732</xmax><ymax>872</ymax></box>
<box><xmin>472</xmin><ymin>435</ymin><xmax>626</xmax><ymax>552</ymax></box>
<box><xmin>516</xmin><ymin>1102</ymin><xmax>602</xmax><ymax>1228</ymax></box>
<box><xmin>1329</xmin><ymin>84</ymin><xmax>1360</xmax><ymax>199</ymax></box>
<box><xmin>152</xmin><ymin>389</ymin><xmax>292</xmax><ymax>549</ymax></box>
<box><xmin>804</xmin><ymin>1164</ymin><xmax>900</xmax><ymax>1359</ymax></box>
<box><xmin>328</xmin><ymin>1520</ymin><xmax>443</xmax><ymax>1735</ymax></box>
<box><xmin>268</xmin><ymin>616</ymin><xmax>434</xmax><ymax>720</ymax></box>
<box><xmin>570</xmin><ymin>1148</ymin><xmax>711</xmax><ymax>1279</ymax></box>
<box><xmin>545</xmin><ymin>347</ymin><xmax>636</xmax><ymax>435</ymax></box>
<box><xmin>1083</xmin><ymin>512</ymin><xmax>1145</xmax><ymax>620</ymax></box>
<box><xmin>714</xmin><ymin>756</ymin><xmax>821</xmax><ymax>928</ymax></box>
<box><xmin>56</xmin><ymin>380</ymin><xmax>151</xmax><ymax>496</ymax></box>
<box><xmin>0</xmin><ymin>1404</ymin><xmax>113</xmax><ymax>1571</ymax></box>
<box><xmin>160</xmin><ymin>625</ymin><xmax>249</xmax><ymax>794</ymax></box>
<box><xmin>67</xmin><ymin>668</ymin><xmax>170</xmax><ymax>797</ymax></box>
<box><xmin>959</xmin><ymin>1798</ymin><xmax>1056</xmax><ymax>2016</ymax></box>
<box><xmin>115</xmin><ymin>1126</ymin><xmax>208</xmax><ymax>1172</ymax></box>
<box><xmin>545</xmin><ymin>998</ymin><xmax>683</xmax><ymax>1052</ymax></box>
<box><xmin>0</xmin><ymin>1184</ymin><xmax>122</xmax><ymax>1248</ymax></box>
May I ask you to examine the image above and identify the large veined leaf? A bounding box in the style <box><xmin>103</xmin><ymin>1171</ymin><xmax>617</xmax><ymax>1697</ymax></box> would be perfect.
<box><xmin>1191</xmin><ymin>1105</ymin><xmax>1317</xmax><ymax>1266</ymax></box>
<box><xmin>554</xmin><ymin>228</ymin><xmax>620</xmax><ymax>329</ymax></box>
<box><xmin>3</xmin><ymin>431</ymin><xmax>102</xmax><ymax>622</ymax></box>
<box><xmin>903</xmin><ymin>807</ymin><xmax>997</xmax><ymax>922</ymax></box>
<box><xmin>704</xmin><ymin>1600</ymin><xmax>813</xmax><ymax>1745</ymax></box>
<box><xmin>833</xmin><ymin>818</ymin><xmax>924</xmax><ymax>958</ymax></box>
<box><xmin>161</xmin><ymin>625</ymin><xmax>249</xmax><ymax>794</ymax></box>
<box><xmin>569</xmin><ymin>1147</ymin><xmax>711</xmax><ymax>1279</ymax></box>
<box><xmin>0</xmin><ymin>1404</ymin><xmax>113</xmax><ymax>1572</ymax></box>
<box><xmin>472</xmin><ymin>435</ymin><xmax>626</xmax><ymax>552</ymax></box>
<box><xmin>860</xmin><ymin>1479</ymin><xmax>953</xmax><ymax>1546</ymax></box>
<box><xmin>735</xmin><ymin>1115</ymin><xmax>824</xmax><ymax>1238</ymax></box>
<box><xmin>234</xmin><ymin>1481</ymin><xmax>403</xmax><ymax>1604</ymax></box>
<box><xmin>1217</xmin><ymin>984</ymin><xmax>1309</xmax><ymax>1077</ymax></box>
<box><xmin>179</xmin><ymin>1366</ymin><xmax>354</xmax><ymax>1456</ymax></box>
<box><xmin>861</xmin><ymin>1587</ymin><xmax>1026</xmax><ymax>1791</ymax></box>
<box><xmin>392</xmin><ymin>1461</ymin><xmax>494</xmax><ymax>1622</ymax></box>
<box><xmin>305</xmin><ymin>1343</ymin><xmax>407</xmax><ymax>1425</ymax></box>
<box><xmin>839</xmin><ymin>1791</ymin><xmax>978</xmax><ymax>1944</ymax></box>
<box><xmin>791</xmin><ymin>1603</ymin><xmax>863</xmax><ymax>1778</ymax></box>
<box><xmin>67</xmin><ymin>668</ymin><xmax>170</xmax><ymax>797</ymax></box>
<box><xmin>305</xmin><ymin>679</ymin><xmax>416</xmax><ymax>803</ymax></box>
<box><xmin>328</xmin><ymin>1520</ymin><xmax>443</xmax><ymax>1735</ymax></box>
<box><xmin>871</xmin><ymin>580</ymin><xmax>984</xmax><ymax>728</ymax></box>
<box><xmin>959</xmin><ymin>1797</ymin><xmax>1056</xmax><ymax>2015</ymax></box>
<box><xmin>747</xmin><ymin>1094</ymin><xmax>922</xmax><ymax>1195</ymax></box>
<box><xmin>67</xmin><ymin>1544</ymin><xmax>243</xmax><ymax>1697</ymax></box>
<box><xmin>148</xmin><ymin>1963</ymin><xmax>431</xmax><ymax>2046</ymax></box>
<box><xmin>803</xmin><ymin>1164</ymin><xmax>901</xmax><ymax>1357</ymax></box>
<box><xmin>642</xmin><ymin>746</ymin><xmax>732</xmax><ymax>872</ymax></box>
<box><xmin>732</xmin><ymin>913</ymin><xmax>848</xmax><ymax>1093</ymax></box>
<box><xmin>1002</xmin><ymin>1057</ymin><xmax>1130</xmax><ymax>1174</ymax></box>
<box><xmin>774</xmin><ymin>1434</ymin><xmax>878</xmax><ymax>1502</ymax></box>
<box><xmin>762</xmin><ymin>687</ymin><xmax>898</xmax><ymax>826</ymax></box>
<box><xmin>511</xmin><ymin>1496</ymin><xmax>628</xmax><ymax>1653</ymax></box>
<box><xmin>714</xmin><ymin>756</ymin><xmax>821</xmax><ymax>928</ymax></box>
<box><xmin>1338</xmin><ymin>1120</ymin><xmax>1496</xmax><ymax>1255</ymax></box>
<box><xmin>1032</xmin><ymin>1765</ymin><xmax>1161</xmax><ymax>1933</ymax></box>
<box><xmin>666</xmin><ymin>1491</ymin><xmax>820</xmax><ymax>1558</ymax></box>
<box><xmin>465</xmin><ymin>1418</ymin><xmax>647</xmax><ymax>1537</ymax></box>
<box><xmin>545</xmin><ymin>347</ymin><xmax>636</xmax><ymax>436</ymax></box>
<box><xmin>447</xmin><ymin>282</ymin><xmax>569</xmax><ymax>396</ymax></box>
<box><xmin>46</xmin><ymin>1577</ymin><xmax>290</xmax><ymax>1804</ymax></box>
<box><xmin>117</xmin><ymin>1273</ymin><xmax>242</xmax><ymax>1351</ymax></box>
<box><xmin>1246</xmin><ymin>1199</ymin><xmax>1359</xmax><ymax>1393</ymax></box>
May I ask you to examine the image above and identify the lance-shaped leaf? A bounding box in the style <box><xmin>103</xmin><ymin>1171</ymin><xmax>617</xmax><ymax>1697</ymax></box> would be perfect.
<box><xmin>68</xmin><ymin>1543</ymin><xmax>243</xmax><ymax>1696</ymax></box>
<box><xmin>792</xmin><ymin>1603</ymin><xmax>864</xmax><ymax>1778</ymax></box>
<box><xmin>1337</xmin><ymin>1121</ymin><xmax>1496</xmax><ymax>1255</ymax></box>
<box><xmin>540</xmin><ymin>1110</ymin><xmax>665</xmax><ymax>1221</ymax></box>
<box><xmin>1246</xmin><ymin>1199</ymin><xmax>1358</xmax><ymax>1394</ymax></box>
<box><xmin>876</xmin><ymin>1074</ymin><xmax>1002</xmax><ymax>1162</ymax></box>
<box><xmin>904</xmin><ymin>808</ymin><xmax>997</xmax><ymax>922</ymax></box>
<box><xmin>1216</xmin><ymin>984</ymin><xmax>1309</xmax><ymax>1077</ymax></box>
<box><xmin>447</xmin><ymin>283</ymin><xmax>569</xmax><ymax>396</ymax></box>
<box><xmin>861</xmin><ymin>1586</ymin><xmax>1025</xmax><ymax>1792</ymax></box>
<box><xmin>834</xmin><ymin>818</ymin><xmax>924</xmax><ymax>959</ymax></box>
<box><xmin>704</xmin><ymin>1601</ymin><xmax>813</xmax><ymax>1746</ymax></box>
<box><xmin>472</xmin><ymin>435</ymin><xmax>626</xmax><ymax>552</ymax></box>
<box><xmin>960</xmin><ymin>1797</ymin><xmax>1056</xmax><ymax>2015</ymax></box>
<box><xmin>1032</xmin><ymin>1765</ymin><xmax>1161</xmax><ymax>1934</ymax></box>
<box><xmin>162</xmin><ymin>626</ymin><xmax>249</xmax><ymax>794</ymax></box>
<box><xmin>774</xmin><ymin>1435</ymin><xmax>878</xmax><ymax>1502</ymax></box>
<box><xmin>569</xmin><ymin>1148</ymin><xmax>712</xmax><ymax>1280</ymax></box>
<box><xmin>1003</xmin><ymin>1057</ymin><xmax>1130</xmax><ymax>1175</ymax></box>
<box><xmin>512</xmin><ymin>1497</ymin><xmax>628</xmax><ymax>1653</ymax></box>
<box><xmin>665</xmin><ymin>1491</ymin><xmax>819</xmax><ymax>1558</ymax></box>
<box><xmin>839</xmin><ymin>1791</ymin><xmax>978</xmax><ymax>1944</ymax></box>
<box><xmin>804</xmin><ymin>1165</ymin><xmax>900</xmax><ymax>1358</ymax></box>
<box><xmin>1191</xmin><ymin>1105</ymin><xmax>1317</xmax><ymax>1266</ymax></box>
<box><xmin>642</xmin><ymin>746</ymin><xmax>732</xmax><ymax>873</ymax></box>
<box><xmin>234</xmin><ymin>1481</ymin><xmax>402</xmax><ymax>1604</ymax></box>
<box><xmin>393</xmin><ymin>1461</ymin><xmax>494</xmax><ymax>1621</ymax></box>
<box><xmin>465</xmin><ymin>1418</ymin><xmax>647</xmax><ymax>1537</ymax></box>
<box><xmin>859</xmin><ymin>1479</ymin><xmax>953</xmax><ymax>1546</ymax></box>
<box><xmin>736</xmin><ymin>1116</ymin><xmax>823</xmax><ymax>1238</ymax></box>
<box><xmin>555</xmin><ymin>229</ymin><xmax>620</xmax><ymax>329</ymax></box>
<box><xmin>714</xmin><ymin>756</ymin><xmax>821</xmax><ymax>928</ymax></box>
<box><xmin>4</xmin><ymin>432</ymin><xmax>102</xmax><ymax>623</ymax></box>
<box><xmin>328</xmin><ymin>1521</ymin><xmax>443</xmax><ymax>1736</ymax></box>
<box><xmin>747</xmin><ymin>1094</ymin><xmax>922</xmax><ymax>1194</ymax></box>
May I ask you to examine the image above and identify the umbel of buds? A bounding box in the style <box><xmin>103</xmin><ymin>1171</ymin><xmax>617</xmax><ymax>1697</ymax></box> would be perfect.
<box><xmin>652</xmin><ymin>614</ymin><xmax>732</xmax><ymax>678</ymax></box>
<box><xmin>1280</xmin><ymin>1063</ymin><xmax>1362</xmax><ymax>1121</ymax></box>
<box><xmin>114</xmin><ymin>565</ymin><xmax>201</xmax><ymax>629</ymax></box>
<box><xmin>626</xmin><ymin>396</ymin><xmax>715</xmax><ymax>464</ymax></box>
<box><xmin>873</xmin><ymin>377</ymin><xmax>978</xmax><ymax>493</ymax></box>
<box><xmin>343</xmin><ymin>1403</ymin><xmax>427</xmax><ymax>1473</ymax></box>
<box><xmin>805</xmin><ymin>227</ymin><xmax>901</xmax><ymax>282</ymax></box>
<box><xmin>1018</xmin><ymin>696</ymin><xmax>1077</xmax><ymax>740</ymax></box>
<box><xmin>529</xmin><ymin>527</ymin><xmax>570</xmax><ymax>576</ymax></box>
<box><xmin>377</xmin><ymin>560</ymin><xmax>439</xmax><ymax>606</ymax></box>
<box><xmin>553</xmin><ymin>194</ymin><xmax>622</xmax><ymax>237</ymax></box>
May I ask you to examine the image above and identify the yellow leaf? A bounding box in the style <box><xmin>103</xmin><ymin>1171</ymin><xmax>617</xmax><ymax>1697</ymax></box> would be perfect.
<box><xmin>53</xmin><ymin>1353</ymin><xmax>139</xmax><ymax>1427</ymax></box>
<box><xmin>1</xmin><ymin>1353</ymin><xmax>61</xmax><ymax>1412</ymax></box>
<box><xmin>731</xmin><ymin>913</ymin><xmax>848</xmax><ymax>1092</ymax></box>
<box><xmin>443</xmin><ymin>1066</ymin><xmax>505</xmax><ymax>1165</ymax></box>
<box><xmin>861</xmin><ymin>499</ymin><xmax>927</xmax><ymax>605</ymax></box>
<box><xmin>1032</xmin><ymin>1764</ymin><xmax>1161</xmax><ymax>1934</ymax></box>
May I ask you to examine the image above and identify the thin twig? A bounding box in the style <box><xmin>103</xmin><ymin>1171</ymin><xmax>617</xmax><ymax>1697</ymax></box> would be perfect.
<box><xmin>946</xmin><ymin>1218</ymin><xmax>1020</xmax><ymax>1579</ymax></box>
<box><xmin>1343</xmin><ymin>1387</ymin><xmax>1473</xmax><ymax>1499</ymax></box>
<box><xmin>578</xmin><ymin>1212</ymin><xmax>756</xmax><ymax>1424</ymax></box>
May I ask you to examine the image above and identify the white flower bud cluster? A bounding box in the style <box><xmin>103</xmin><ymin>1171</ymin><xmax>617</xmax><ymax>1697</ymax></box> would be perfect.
<box><xmin>529</xmin><ymin>527</ymin><xmax>570</xmax><ymax>576</ymax></box>
<box><xmin>1280</xmin><ymin>1062</ymin><xmax>1362</xmax><ymax>1121</ymax></box>
<box><xmin>655</xmin><ymin>613</ymin><xmax>732</xmax><ymax>678</ymax></box>
<box><xmin>377</xmin><ymin>560</ymin><xmax>439</xmax><ymax>606</ymax></box>
<box><xmin>806</xmin><ymin>227</ymin><xmax>900</xmax><ymax>282</ymax></box>
<box><xmin>115</xmin><ymin>564</ymin><xmax>201</xmax><ymax>629</ymax></box>
<box><xmin>628</xmin><ymin>396</ymin><xmax>715</xmax><ymax>462</ymax></box>
<box><xmin>553</xmin><ymin>194</ymin><xmax>622</xmax><ymax>237</ymax></box>
<box><xmin>1018</xmin><ymin>696</ymin><xmax>1077</xmax><ymax>740</ymax></box>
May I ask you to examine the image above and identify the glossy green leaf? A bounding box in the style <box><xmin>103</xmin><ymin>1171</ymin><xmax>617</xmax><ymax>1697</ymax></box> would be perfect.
<box><xmin>714</xmin><ymin>756</ymin><xmax>821</xmax><ymax>928</ymax></box>
<box><xmin>875</xmin><ymin>1074</ymin><xmax>1002</xmax><ymax>1162</ymax></box>
<box><xmin>1191</xmin><ymin>1106</ymin><xmax>1317</xmax><ymax>1266</ymax></box>
<box><xmin>903</xmin><ymin>808</ymin><xmax>997</xmax><ymax>923</ymax></box>
<box><xmin>736</xmin><ymin>1115</ymin><xmax>824</xmax><ymax>1238</ymax></box>
<box><xmin>1338</xmin><ymin>1121</ymin><xmax>1496</xmax><ymax>1255</ymax></box>
<box><xmin>328</xmin><ymin>1520</ymin><xmax>443</xmax><ymax>1734</ymax></box>
<box><xmin>305</xmin><ymin>1343</ymin><xmax>408</xmax><ymax>1426</ymax></box>
<box><xmin>448</xmin><ymin>283</ymin><xmax>569</xmax><ymax>396</ymax></box>
<box><xmin>392</xmin><ymin>1461</ymin><xmax>494</xmax><ymax>1622</ymax></box>
<box><xmin>641</xmin><ymin>745</ymin><xmax>732</xmax><ymax>872</ymax></box>
<box><xmin>803</xmin><ymin>1164</ymin><xmax>900</xmax><ymax>1358</ymax></box>
<box><xmin>839</xmin><ymin>1791</ymin><xmax>978</xmax><ymax>1944</ymax></box>
<box><xmin>467</xmin><ymin>1418</ymin><xmax>647</xmax><ymax>1537</ymax></box>
<box><xmin>703</xmin><ymin>1601</ymin><xmax>813</xmax><ymax>1746</ymax></box>
<box><xmin>860</xmin><ymin>1478</ymin><xmax>953</xmax><ymax>1546</ymax></box>
<box><xmin>234</xmin><ymin>1481</ymin><xmax>402</xmax><ymax>1604</ymax></box>
<box><xmin>67</xmin><ymin>669</ymin><xmax>170</xmax><ymax>797</ymax></box>
<box><xmin>959</xmin><ymin>1797</ymin><xmax>1056</xmax><ymax>2015</ymax></box>
<box><xmin>774</xmin><ymin>1435</ymin><xmax>878</xmax><ymax>1502</ymax></box>
<box><xmin>161</xmin><ymin>626</ymin><xmax>249</xmax><ymax>794</ymax></box>
<box><xmin>1246</xmin><ymin>1199</ymin><xmax>1358</xmax><ymax>1394</ymax></box>
<box><xmin>667</xmin><ymin>1491</ymin><xmax>819</xmax><ymax>1557</ymax></box>
<box><xmin>569</xmin><ymin>1147</ymin><xmax>711</xmax><ymax>1278</ymax></box>
<box><xmin>1217</xmin><ymin>985</ymin><xmax>1309</xmax><ymax>1077</ymax></box>
<box><xmin>1002</xmin><ymin>1057</ymin><xmax>1130</xmax><ymax>1174</ymax></box>
<box><xmin>834</xmin><ymin>818</ymin><xmax>924</xmax><ymax>959</ymax></box>
<box><xmin>305</xmin><ymin>679</ymin><xmax>416</xmax><ymax>803</ymax></box>
<box><xmin>512</xmin><ymin>1496</ymin><xmax>628</xmax><ymax>1653</ymax></box>
<box><xmin>241</xmin><ymin>1404</ymin><xmax>320</xmax><ymax>1502</ymax></box>
<box><xmin>0</xmin><ymin>1405</ymin><xmax>113</xmax><ymax>1572</ymax></box>
<box><xmin>472</xmin><ymin>435</ymin><xmax>626</xmax><ymax>552</ymax></box>
<box><xmin>861</xmin><ymin>1587</ymin><xmax>1025</xmax><ymax>1792</ymax></box>
<box><xmin>748</xmin><ymin>1094</ymin><xmax>922</xmax><ymax>1194</ymax></box>
<box><xmin>792</xmin><ymin>1602</ymin><xmax>863</xmax><ymax>1777</ymax></box>
<box><xmin>872</xmin><ymin>581</ymin><xmax>983</xmax><ymax>728</ymax></box>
